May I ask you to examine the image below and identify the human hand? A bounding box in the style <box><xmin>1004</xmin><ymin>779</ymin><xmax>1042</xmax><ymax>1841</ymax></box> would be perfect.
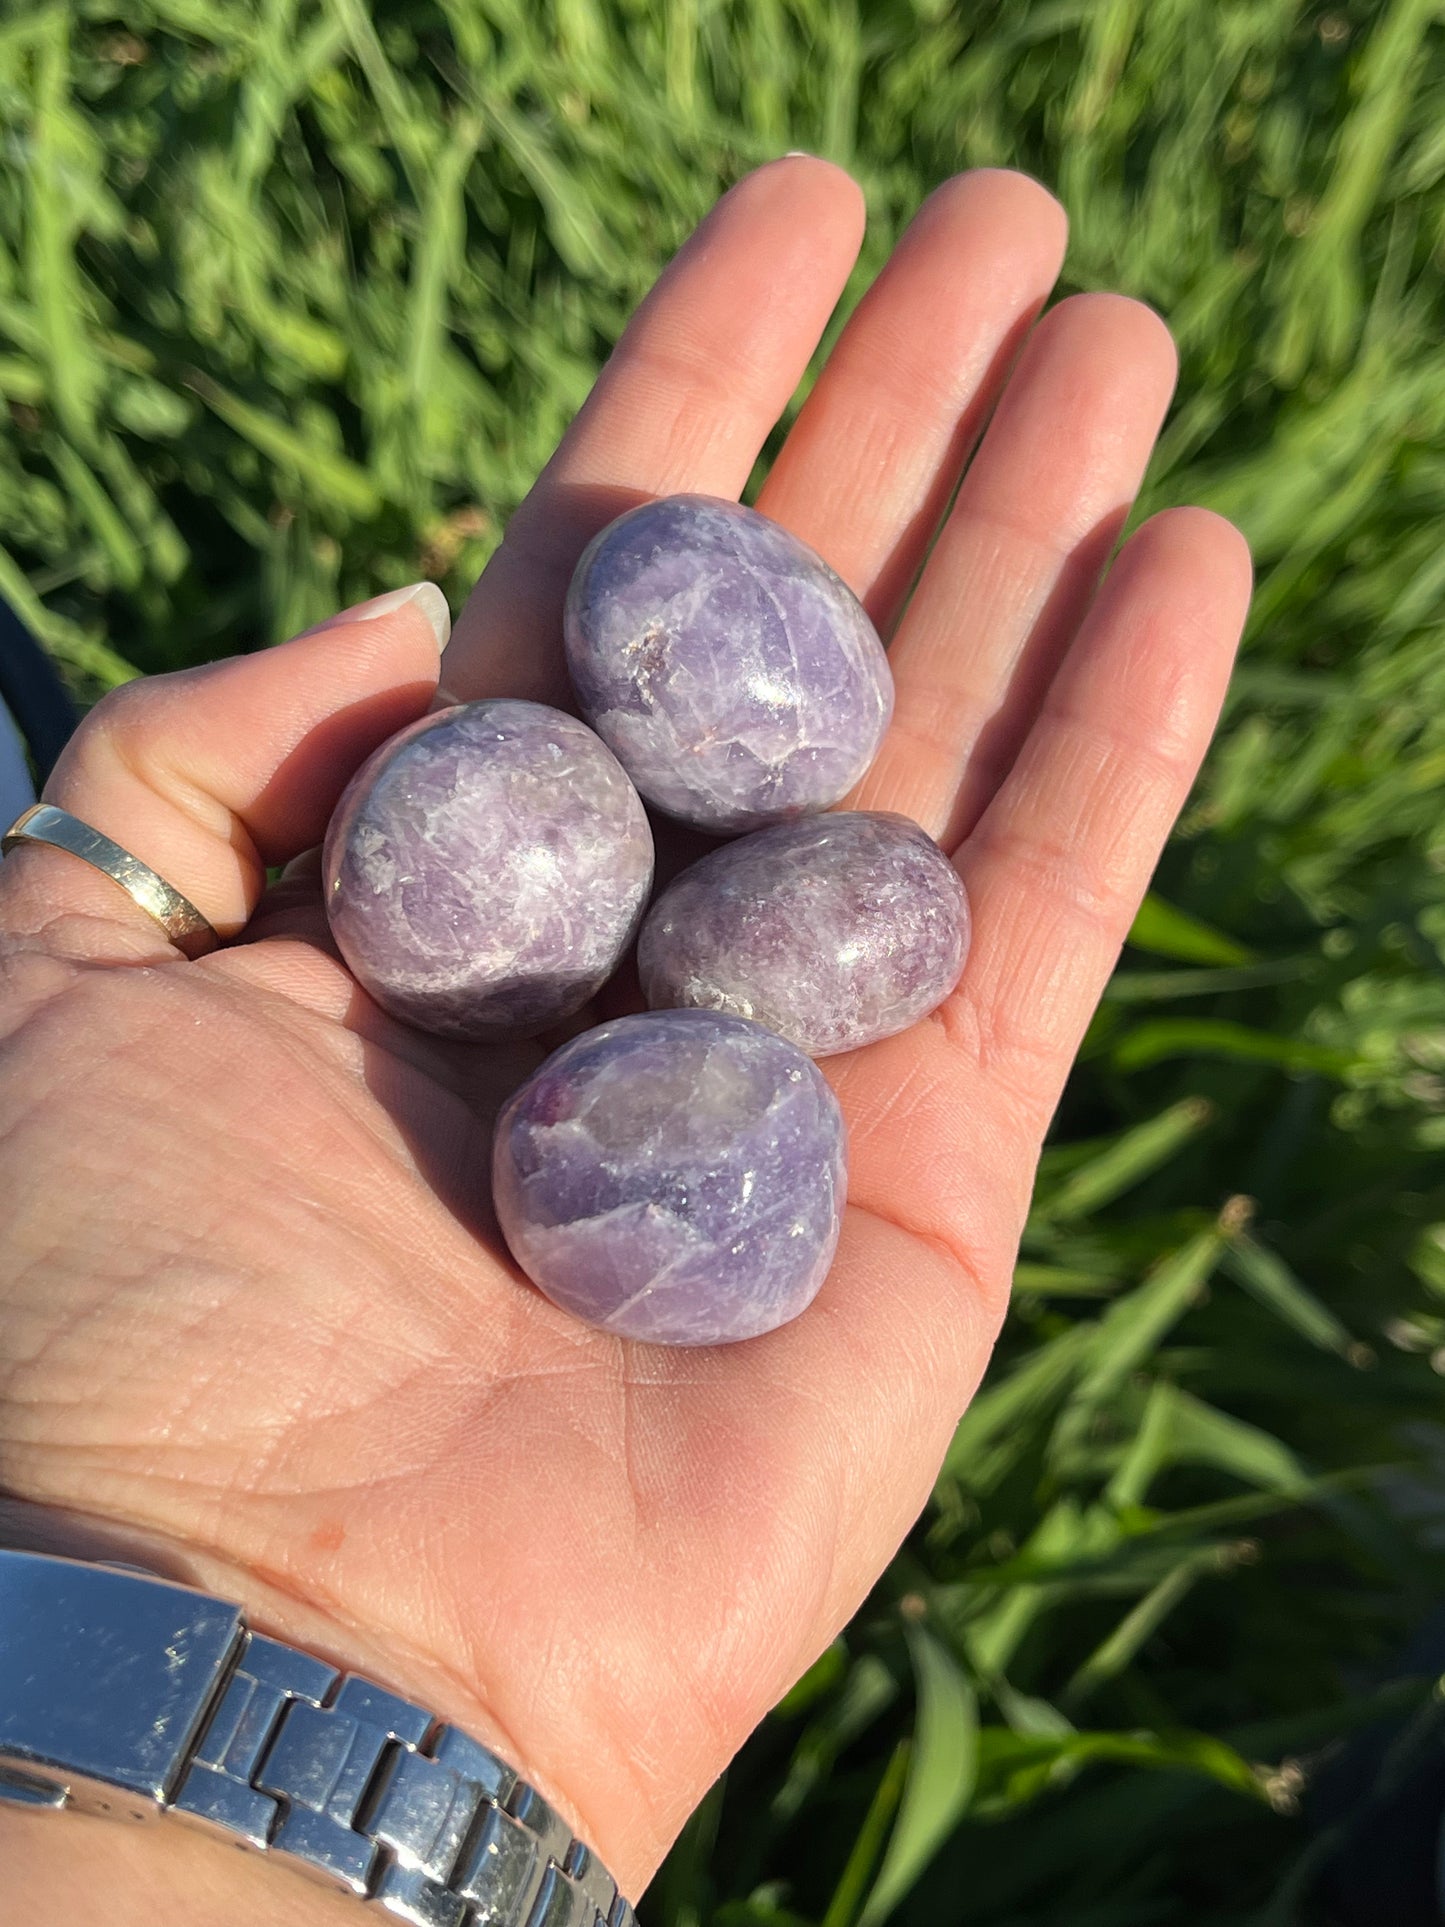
<box><xmin>0</xmin><ymin>160</ymin><xmax>1251</xmax><ymax>1925</ymax></box>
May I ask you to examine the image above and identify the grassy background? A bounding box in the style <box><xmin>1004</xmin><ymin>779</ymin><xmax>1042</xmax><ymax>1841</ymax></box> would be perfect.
<box><xmin>5</xmin><ymin>1</ymin><xmax>1445</xmax><ymax>1920</ymax></box>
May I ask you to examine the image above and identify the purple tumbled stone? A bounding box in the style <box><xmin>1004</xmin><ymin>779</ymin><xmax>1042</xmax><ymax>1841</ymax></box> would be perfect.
<box><xmin>563</xmin><ymin>495</ymin><xmax>894</xmax><ymax>833</ymax></box>
<box><xmin>637</xmin><ymin>811</ymin><xmax>970</xmax><ymax>1057</ymax></box>
<box><xmin>323</xmin><ymin>699</ymin><xmax>653</xmax><ymax>1040</ymax></box>
<box><xmin>492</xmin><ymin>1010</ymin><xmax>847</xmax><ymax>1345</ymax></box>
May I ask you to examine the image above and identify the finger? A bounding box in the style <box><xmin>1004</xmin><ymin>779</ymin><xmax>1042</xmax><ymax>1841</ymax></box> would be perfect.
<box><xmin>814</xmin><ymin>512</ymin><xmax>1251</xmax><ymax>1416</ymax></box>
<box><xmin>442</xmin><ymin>156</ymin><xmax>867</xmax><ymax>707</ymax></box>
<box><xmin>950</xmin><ymin>506</ymin><xmax>1253</xmax><ymax>1146</ymax></box>
<box><xmin>0</xmin><ymin>584</ymin><xmax>448</xmax><ymax>961</ymax></box>
<box><xmin>855</xmin><ymin>294</ymin><xmax>1179</xmax><ymax>846</ymax></box>
<box><xmin>756</xmin><ymin>169</ymin><xmax>1067</xmax><ymax>637</ymax></box>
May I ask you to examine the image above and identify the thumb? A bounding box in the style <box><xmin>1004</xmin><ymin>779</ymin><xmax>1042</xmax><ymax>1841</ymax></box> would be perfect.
<box><xmin>0</xmin><ymin>584</ymin><xmax>449</xmax><ymax>962</ymax></box>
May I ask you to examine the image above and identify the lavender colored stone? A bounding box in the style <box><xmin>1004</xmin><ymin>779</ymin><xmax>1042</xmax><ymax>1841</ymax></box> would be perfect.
<box><xmin>323</xmin><ymin>699</ymin><xmax>653</xmax><ymax>1040</ymax></box>
<box><xmin>563</xmin><ymin>495</ymin><xmax>893</xmax><ymax>833</ymax></box>
<box><xmin>638</xmin><ymin>811</ymin><xmax>970</xmax><ymax>1057</ymax></box>
<box><xmin>492</xmin><ymin>1010</ymin><xmax>847</xmax><ymax>1345</ymax></box>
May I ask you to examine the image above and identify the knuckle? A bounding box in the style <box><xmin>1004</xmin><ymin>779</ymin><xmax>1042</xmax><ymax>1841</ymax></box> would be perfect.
<box><xmin>62</xmin><ymin>676</ymin><xmax>159</xmax><ymax>779</ymax></box>
<box><xmin>55</xmin><ymin>669</ymin><xmax>198</xmax><ymax>799</ymax></box>
<box><xmin>75</xmin><ymin>677</ymin><xmax>147</xmax><ymax>753</ymax></box>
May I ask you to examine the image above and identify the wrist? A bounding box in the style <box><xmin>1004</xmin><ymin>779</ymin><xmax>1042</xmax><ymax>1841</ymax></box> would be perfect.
<box><xmin>0</xmin><ymin>1497</ymin><xmax>522</xmax><ymax>1790</ymax></box>
<box><xmin>0</xmin><ymin>1506</ymin><xmax>639</xmax><ymax>1926</ymax></box>
<box><xmin>2</xmin><ymin>1797</ymin><xmax>362</xmax><ymax>1927</ymax></box>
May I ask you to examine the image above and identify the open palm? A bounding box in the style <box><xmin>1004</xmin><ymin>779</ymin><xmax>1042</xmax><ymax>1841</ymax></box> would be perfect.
<box><xmin>0</xmin><ymin>161</ymin><xmax>1250</xmax><ymax>1926</ymax></box>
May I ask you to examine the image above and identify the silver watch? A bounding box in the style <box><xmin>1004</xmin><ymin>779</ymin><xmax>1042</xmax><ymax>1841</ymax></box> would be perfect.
<box><xmin>0</xmin><ymin>1550</ymin><xmax>635</xmax><ymax>1927</ymax></box>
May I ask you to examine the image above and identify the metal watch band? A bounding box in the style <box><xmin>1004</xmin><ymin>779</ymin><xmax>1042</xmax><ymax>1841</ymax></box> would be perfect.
<box><xmin>0</xmin><ymin>1551</ymin><xmax>635</xmax><ymax>1927</ymax></box>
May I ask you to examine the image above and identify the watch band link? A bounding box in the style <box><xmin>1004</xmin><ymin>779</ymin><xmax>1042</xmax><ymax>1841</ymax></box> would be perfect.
<box><xmin>0</xmin><ymin>1552</ymin><xmax>635</xmax><ymax>1927</ymax></box>
<box><xmin>171</xmin><ymin>1626</ymin><xmax>628</xmax><ymax>1927</ymax></box>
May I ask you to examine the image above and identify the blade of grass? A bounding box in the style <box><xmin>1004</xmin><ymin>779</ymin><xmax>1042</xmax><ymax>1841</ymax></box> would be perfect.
<box><xmin>857</xmin><ymin>1625</ymin><xmax>978</xmax><ymax>1927</ymax></box>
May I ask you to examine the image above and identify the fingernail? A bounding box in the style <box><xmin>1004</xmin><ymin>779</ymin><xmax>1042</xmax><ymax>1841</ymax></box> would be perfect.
<box><xmin>347</xmin><ymin>581</ymin><xmax>452</xmax><ymax>651</ymax></box>
<box><xmin>783</xmin><ymin>150</ymin><xmax>814</xmax><ymax>158</ymax></box>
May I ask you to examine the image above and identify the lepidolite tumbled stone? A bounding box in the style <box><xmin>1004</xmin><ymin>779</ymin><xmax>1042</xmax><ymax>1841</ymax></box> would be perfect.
<box><xmin>324</xmin><ymin>700</ymin><xmax>653</xmax><ymax>1040</ymax></box>
<box><xmin>492</xmin><ymin>1010</ymin><xmax>847</xmax><ymax>1345</ymax></box>
<box><xmin>638</xmin><ymin>811</ymin><xmax>970</xmax><ymax>1057</ymax></box>
<box><xmin>563</xmin><ymin>495</ymin><xmax>893</xmax><ymax>833</ymax></box>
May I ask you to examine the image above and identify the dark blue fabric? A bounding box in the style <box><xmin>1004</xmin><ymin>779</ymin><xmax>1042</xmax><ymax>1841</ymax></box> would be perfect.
<box><xmin>0</xmin><ymin>596</ymin><xmax>76</xmax><ymax>783</ymax></box>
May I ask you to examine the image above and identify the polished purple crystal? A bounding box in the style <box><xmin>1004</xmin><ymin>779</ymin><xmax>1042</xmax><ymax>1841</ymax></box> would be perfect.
<box><xmin>637</xmin><ymin>811</ymin><xmax>970</xmax><ymax>1057</ymax></box>
<box><xmin>492</xmin><ymin>1010</ymin><xmax>847</xmax><ymax>1345</ymax></box>
<box><xmin>563</xmin><ymin>495</ymin><xmax>893</xmax><ymax>833</ymax></box>
<box><xmin>323</xmin><ymin>699</ymin><xmax>653</xmax><ymax>1040</ymax></box>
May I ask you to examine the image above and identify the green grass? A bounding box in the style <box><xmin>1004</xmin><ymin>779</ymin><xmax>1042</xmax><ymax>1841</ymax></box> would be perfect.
<box><xmin>6</xmin><ymin>2</ymin><xmax>1445</xmax><ymax>1920</ymax></box>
